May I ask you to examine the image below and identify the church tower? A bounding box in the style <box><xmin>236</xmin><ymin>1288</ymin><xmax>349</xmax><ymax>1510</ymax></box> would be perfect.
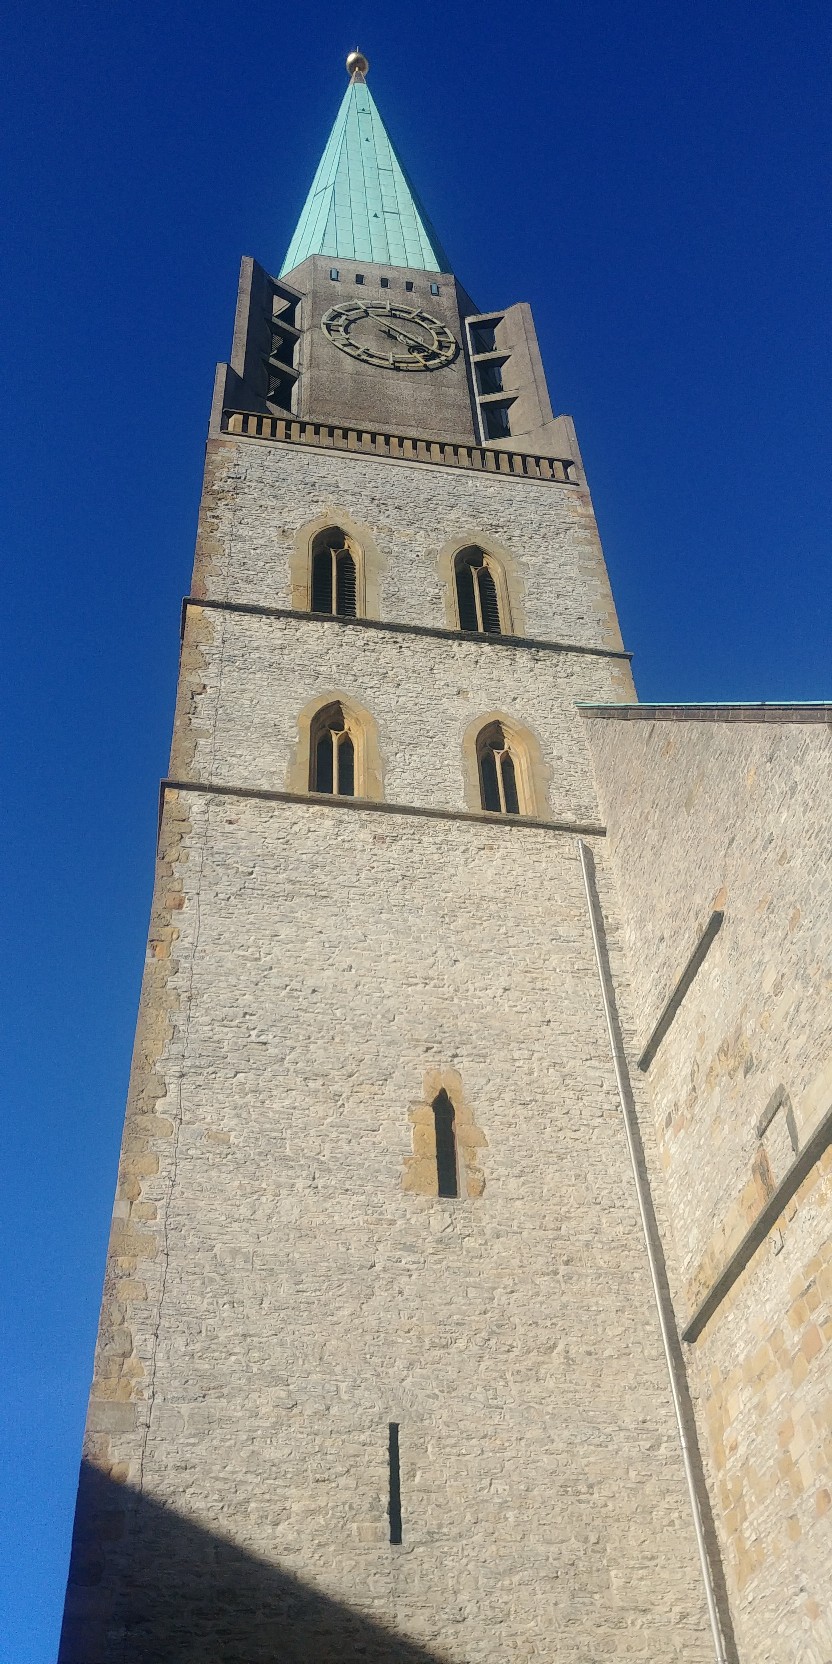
<box><xmin>59</xmin><ymin>55</ymin><xmax>729</xmax><ymax>1663</ymax></box>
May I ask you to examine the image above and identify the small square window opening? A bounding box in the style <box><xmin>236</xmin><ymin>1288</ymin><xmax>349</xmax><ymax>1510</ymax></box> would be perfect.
<box><xmin>405</xmin><ymin>280</ymin><xmax>414</xmax><ymax>292</ymax></box>
<box><xmin>380</xmin><ymin>277</ymin><xmax>390</xmax><ymax>288</ymax></box>
<box><xmin>329</xmin><ymin>268</ymin><xmax>339</xmax><ymax>281</ymax></box>
<box><xmin>430</xmin><ymin>283</ymin><xmax>440</xmax><ymax>296</ymax></box>
<box><xmin>355</xmin><ymin>274</ymin><xmax>365</xmax><ymax>285</ymax></box>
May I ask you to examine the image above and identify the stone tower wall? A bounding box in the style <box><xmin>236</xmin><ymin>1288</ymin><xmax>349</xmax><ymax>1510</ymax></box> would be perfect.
<box><xmin>586</xmin><ymin>709</ymin><xmax>832</xmax><ymax>1664</ymax></box>
<box><xmin>58</xmin><ymin>424</ymin><xmax>722</xmax><ymax>1663</ymax></box>
<box><xmin>192</xmin><ymin>435</ymin><xmax>629</xmax><ymax>658</ymax></box>
<box><xmin>61</xmin><ymin>779</ymin><xmax>715</xmax><ymax>1663</ymax></box>
<box><xmin>172</xmin><ymin>604</ymin><xmax>622</xmax><ymax>820</ymax></box>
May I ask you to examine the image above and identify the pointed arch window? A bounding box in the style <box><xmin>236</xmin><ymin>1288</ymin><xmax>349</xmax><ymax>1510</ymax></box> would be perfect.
<box><xmin>477</xmin><ymin>722</ymin><xmax>521</xmax><ymax>815</ymax></box>
<box><xmin>454</xmin><ymin>547</ymin><xmax>505</xmax><ymax>635</ymax></box>
<box><xmin>310</xmin><ymin>703</ymin><xmax>356</xmax><ymax>797</ymax></box>
<box><xmin>310</xmin><ymin>529</ymin><xmax>358</xmax><ymax>618</ymax></box>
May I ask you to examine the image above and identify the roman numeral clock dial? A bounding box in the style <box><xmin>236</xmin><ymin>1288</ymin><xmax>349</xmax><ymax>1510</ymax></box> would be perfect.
<box><xmin>321</xmin><ymin>301</ymin><xmax>458</xmax><ymax>371</ymax></box>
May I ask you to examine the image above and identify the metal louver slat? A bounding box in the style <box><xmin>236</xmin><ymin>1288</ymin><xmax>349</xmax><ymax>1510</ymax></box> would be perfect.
<box><xmin>336</xmin><ymin>551</ymin><xmax>357</xmax><ymax>617</ymax></box>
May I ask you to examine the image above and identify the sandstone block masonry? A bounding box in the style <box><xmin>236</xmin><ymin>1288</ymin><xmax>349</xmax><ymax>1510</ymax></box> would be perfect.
<box><xmin>170</xmin><ymin>604</ymin><xmax>624</xmax><ymax>821</ymax></box>
<box><xmin>586</xmin><ymin>709</ymin><xmax>832</xmax><ymax>1664</ymax></box>
<box><xmin>60</xmin><ymin>789</ymin><xmax>714</xmax><ymax>1663</ymax></box>
<box><xmin>191</xmin><ymin>435</ymin><xmax>630</xmax><ymax>659</ymax></box>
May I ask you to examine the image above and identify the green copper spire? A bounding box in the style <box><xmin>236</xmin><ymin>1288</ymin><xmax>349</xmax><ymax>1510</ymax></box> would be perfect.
<box><xmin>280</xmin><ymin>53</ymin><xmax>450</xmax><ymax>277</ymax></box>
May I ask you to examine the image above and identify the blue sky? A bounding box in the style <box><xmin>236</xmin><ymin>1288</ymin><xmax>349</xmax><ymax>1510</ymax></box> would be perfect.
<box><xmin>1</xmin><ymin>2</ymin><xmax>829</xmax><ymax>1659</ymax></box>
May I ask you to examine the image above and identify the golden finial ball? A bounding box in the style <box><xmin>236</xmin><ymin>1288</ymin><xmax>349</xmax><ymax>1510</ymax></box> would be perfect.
<box><xmin>346</xmin><ymin>50</ymin><xmax>369</xmax><ymax>78</ymax></box>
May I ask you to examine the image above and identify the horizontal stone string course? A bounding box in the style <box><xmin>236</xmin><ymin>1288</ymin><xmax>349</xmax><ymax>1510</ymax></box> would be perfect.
<box><xmin>158</xmin><ymin>778</ymin><xmax>607</xmax><ymax>840</ymax></box>
<box><xmin>221</xmin><ymin>409</ymin><xmax>578</xmax><ymax>482</ymax></box>
<box><xmin>578</xmin><ymin>701</ymin><xmax>832</xmax><ymax>725</ymax></box>
<box><xmin>180</xmin><ymin>596</ymin><xmax>633</xmax><ymax>661</ymax></box>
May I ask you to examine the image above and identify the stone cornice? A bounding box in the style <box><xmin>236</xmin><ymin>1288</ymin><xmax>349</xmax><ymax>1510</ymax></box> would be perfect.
<box><xmin>220</xmin><ymin>409</ymin><xmax>580</xmax><ymax>486</ymax></box>
<box><xmin>578</xmin><ymin>701</ymin><xmax>832</xmax><ymax>725</ymax></box>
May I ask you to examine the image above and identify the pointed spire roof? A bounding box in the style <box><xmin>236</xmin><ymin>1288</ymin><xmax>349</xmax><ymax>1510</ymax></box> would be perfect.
<box><xmin>280</xmin><ymin>53</ymin><xmax>450</xmax><ymax>277</ymax></box>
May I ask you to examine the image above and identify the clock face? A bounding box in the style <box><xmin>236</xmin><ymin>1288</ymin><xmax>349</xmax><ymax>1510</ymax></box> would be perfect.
<box><xmin>321</xmin><ymin>301</ymin><xmax>457</xmax><ymax>372</ymax></box>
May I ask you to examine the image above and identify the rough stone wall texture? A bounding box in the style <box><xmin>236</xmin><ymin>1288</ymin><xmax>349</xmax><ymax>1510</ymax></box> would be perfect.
<box><xmin>60</xmin><ymin>418</ymin><xmax>727</xmax><ymax>1664</ymax></box>
<box><xmin>172</xmin><ymin>604</ymin><xmax>622</xmax><ymax>821</ymax></box>
<box><xmin>61</xmin><ymin>790</ymin><xmax>713</xmax><ymax>1664</ymax></box>
<box><xmin>191</xmin><ymin>436</ymin><xmax>630</xmax><ymax>659</ymax></box>
<box><xmin>586</xmin><ymin>713</ymin><xmax>832</xmax><ymax>1664</ymax></box>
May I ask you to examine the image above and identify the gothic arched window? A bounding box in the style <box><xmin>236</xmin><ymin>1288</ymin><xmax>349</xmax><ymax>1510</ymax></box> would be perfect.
<box><xmin>476</xmin><ymin>722</ymin><xmax>522</xmax><ymax>815</ymax></box>
<box><xmin>309</xmin><ymin>702</ymin><xmax>356</xmax><ymax>797</ymax></box>
<box><xmin>453</xmin><ymin>547</ymin><xmax>506</xmax><ymax>634</ymax></box>
<box><xmin>310</xmin><ymin>529</ymin><xmax>358</xmax><ymax>618</ymax></box>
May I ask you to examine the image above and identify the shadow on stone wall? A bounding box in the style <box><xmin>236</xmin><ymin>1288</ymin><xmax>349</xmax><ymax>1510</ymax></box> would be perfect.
<box><xmin>59</xmin><ymin>1460</ymin><xmax>451</xmax><ymax>1664</ymax></box>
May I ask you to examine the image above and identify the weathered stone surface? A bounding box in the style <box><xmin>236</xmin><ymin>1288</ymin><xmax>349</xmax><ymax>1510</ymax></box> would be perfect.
<box><xmin>190</xmin><ymin>435</ymin><xmax>630</xmax><ymax>658</ymax></box>
<box><xmin>173</xmin><ymin>603</ymin><xmax>622</xmax><ymax>821</ymax></box>
<box><xmin>63</xmin><ymin>791</ymin><xmax>713</xmax><ymax>1662</ymax></box>
<box><xmin>587</xmin><ymin>712</ymin><xmax>832</xmax><ymax>1664</ymax></box>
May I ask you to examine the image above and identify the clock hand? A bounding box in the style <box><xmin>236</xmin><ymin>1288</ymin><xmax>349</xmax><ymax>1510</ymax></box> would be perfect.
<box><xmin>380</xmin><ymin>321</ymin><xmax>430</xmax><ymax>352</ymax></box>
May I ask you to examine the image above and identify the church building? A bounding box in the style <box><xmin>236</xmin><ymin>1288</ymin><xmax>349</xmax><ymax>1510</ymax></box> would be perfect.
<box><xmin>59</xmin><ymin>52</ymin><xmax>831</xmax><ymax>1664</ymax></box>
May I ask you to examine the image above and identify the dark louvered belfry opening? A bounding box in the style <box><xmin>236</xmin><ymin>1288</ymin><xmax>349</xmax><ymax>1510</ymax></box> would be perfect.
<box><xmin>455</xmin><ymin>557</ymin><xmax>479</xmax><ymax>631</ymax></box>
<box><xmin>500</xmin><ymin>750</ymin><xmax>520</xmax><ymax>814</ymax></box>
<box><xmin>337</xmin><ymin>731</ymin><xmax>355</xmax><ymax>795</ymax></box>
<box><xmin>310</xmin><ymin>704</ymin><xmax>355</xmax><ymax>797</ymax></box>
<box><xmin>311</xmin><ymin>544</ymin><xmax>333</xmax><ymax>613</ymax></box>
<box><xmin>478</xmin><ymin>565</ymin><xmax>501</xmax><ymax>633</ymax></box>
<box><xmin>432</xmin><ymin>1090</ymin><xmax>459</xmax><ymax>1197</ymax></box>
<box><xmin>454</xmin><ymin>548</ymin><xmax>502</xmax><ymax>634</ymax></box>
<box><xmin>477</xmin><ymin>723</ymin><xmax>521</xmax><ymax>815</ymax></box>
<box><xmin>335</xmin><ymin>549</ymin><xmax>356</xmax><ymax>616</ymax></box>
<box><xmin>314</xmin><ymin>728</ymin><xmax>334</xmax><ymax>793</ymax></box>
<box><xmin>310</xmin><ymin>531</ymin><xmax>358</xmax><ymax>617</ymax></box>
<box><xmin>479</xmin><ymin>745</ymin><xmax>501</xmax><ymax>812</ymax></box>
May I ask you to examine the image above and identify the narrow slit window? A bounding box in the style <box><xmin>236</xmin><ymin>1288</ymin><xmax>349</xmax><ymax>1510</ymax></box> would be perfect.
<box><xmin>388</xmin><ymin>1423</ymin><xmax>402</xmax><ymax>1544</ymax></box>
<box><xmin>433</xmin><ymin>1089</ymin><xmax>459</xmax><ymax>1197</ymax></box>
<box><xmin>477</xmin><ymin>724</ymin><xmax>522</xmax><ymax>815</ymax></box>
<box><xmin>454</xmin><ymin>548</ymin><xmax>503</xmax><ymax>635</ymax></box>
